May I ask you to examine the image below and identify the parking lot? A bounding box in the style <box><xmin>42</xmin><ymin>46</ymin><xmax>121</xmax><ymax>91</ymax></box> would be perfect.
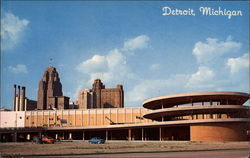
<box><xmin>0</xmin><ymin>141</ymin><xmax>249</xmax><ymax>157</ymax></box>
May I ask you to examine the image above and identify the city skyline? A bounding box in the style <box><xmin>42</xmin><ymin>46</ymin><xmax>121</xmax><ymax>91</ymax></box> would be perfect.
<box><xmin>1</xmin><ymin>1</ymin><xmax>249</xmax><ymax>109</ymax></box>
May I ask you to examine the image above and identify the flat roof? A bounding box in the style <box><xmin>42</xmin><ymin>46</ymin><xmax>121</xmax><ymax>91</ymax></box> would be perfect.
<box><xmin>143</xmin><ymin>91</ymin><xmax>250</xmax><ymax>110</ymax></box>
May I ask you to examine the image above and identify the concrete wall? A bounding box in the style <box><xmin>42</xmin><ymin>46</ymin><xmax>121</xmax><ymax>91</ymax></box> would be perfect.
<box><xmin>0</xmin><ymin>111</ymin><xmax>25</xmax><ymax>128</ymax></box>
<box><xmin>190</xmin><ymin>122</ymin><xmax>248</xmax><ymax>142</ymax></box>
<box><xmin>1</xmin><ymin>108</ymin><xmax>152</xmax><ymax>128</ymax></box>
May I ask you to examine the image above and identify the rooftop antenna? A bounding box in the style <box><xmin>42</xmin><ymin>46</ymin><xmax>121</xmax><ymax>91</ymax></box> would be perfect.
<box><xmin>49</xmin><ymin>58</ymin><xmax>53</xmax><ymax>66</ymax></box>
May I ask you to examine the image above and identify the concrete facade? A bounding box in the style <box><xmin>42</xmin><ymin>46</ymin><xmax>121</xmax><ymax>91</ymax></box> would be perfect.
<box><xmin>143</xmin><ymin>92</ymin><xmax>250</xmax><ymax>142</ymax></box>
<box><xmin>0</xmin><ymin>111</ymin><xmax>25</xmax><ymax>128</ymax></box>
<box><xmin>0</xmin><ymin>108</ymin><xmax>152</xmax><ymax>128</ymax></box>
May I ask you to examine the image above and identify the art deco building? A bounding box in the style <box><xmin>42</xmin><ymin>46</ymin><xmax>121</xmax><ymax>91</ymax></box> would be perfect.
<box><xmin>37</xmin><ymin>66</ymin><xmax>69</xmax><ymax>110</ymax></box>
<box><xmin>77</xmin><ymin>79</ymin><xmax>124</xmax><ymax>109</ymax></box>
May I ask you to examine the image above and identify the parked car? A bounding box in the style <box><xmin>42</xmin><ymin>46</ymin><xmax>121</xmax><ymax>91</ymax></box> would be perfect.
<box><xmin>41</xmin><ymin>137</ymin><xmax>56</xmax><ymax>144</ymax></box>
<box><xmin>88</xmin><ymin>137</ymin><xmax>105</xmax><ymax>144</ymax></box>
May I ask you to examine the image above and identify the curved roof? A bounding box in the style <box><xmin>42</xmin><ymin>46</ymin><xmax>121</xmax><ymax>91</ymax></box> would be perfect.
<box><xmin>143</xmin><ymin>105</ymin><xmax>250</xmax><ymax>120</ymax></box>
<box><xmin>143</xmin><ymin>91</ymin><xmax>250</xmax><ymax>110</ymax></box>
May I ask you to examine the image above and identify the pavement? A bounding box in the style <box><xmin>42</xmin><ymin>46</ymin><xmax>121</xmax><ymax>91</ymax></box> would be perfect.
<box><xmin>41</xmin><ymin>149</ymin><xmax>250</xmax><ymax>158</ymax></box>
<box><xmin>0</xmin><ymin>141</ymin><xmax>249</xmax><ymax>157</ymax></box>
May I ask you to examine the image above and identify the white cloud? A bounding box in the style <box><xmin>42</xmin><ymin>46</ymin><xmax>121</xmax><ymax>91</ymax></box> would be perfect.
<box><xmin>76</xmin><ymin>55</ymin><xmax>108</xmax><ymax>74</ymax></box>
<box><xmin>226</xmin><ymin>53</ymin><xmax>249</xmax><ymax>74</ymax></box>
<box><xmin>75</xmin><ymin>35</ymin><xmax>151</xmax><ymax>102</ymax></box>
<box><xmin>128</xmin><ymin>36</ymin><xmax>248</xmax><ymax>106</ymax></box>
<box><xmin>8</xmin><ymin>64</ymin><xmax>28</xmax><ymax>74</ymax></box>
<box><xmin>74</xmin><ymin>35</ymin><xmax>248</xmax><ymax>107</ymax></box>
<box><xmin>1</xmin><ymin>11</ymin><xmax>29</xmax><ymax>50</ymax></box>
<box><xmin>106</xmin><ymin>49</ymin><xmax>127</xmax><ymax>68</ymax></box>
<box><xmin>126</xmin><ymin>74</ymin><xmax>189</xmax><ymax>105</ymax></box>
<box><xmin>193</xmin><ymin>37</ymin><xmax>241</xmax><ymax>65</ymax></box>
<box><xmin>123</xmin><ymin>35</ymin><xmax>150</xmax><ymax>51</ymax></box>
<box><xmin>149</xmin><ymin>64</ymin><xmax>160</xmax><ymax>71</ymax></box>
<box><xmin>76</xmin><ymin>48</ymin><xmax>135</xmax><ymax>86</ymax></box>
<box><xmin>186</xmin><ymin>66</ymin><xmax>215</xmax><ymax>89</ymax></box>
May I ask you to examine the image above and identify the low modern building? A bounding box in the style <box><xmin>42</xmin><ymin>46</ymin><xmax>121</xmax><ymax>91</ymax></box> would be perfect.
<box><xmin>1</xmin><ymin>91</ymin><xmax>249</xmax><ymax>142</ymax></box>
<box><xmin>143</xmin><ymin>91</ymin><xmax>250</xmax><ymax>142</ymax></box>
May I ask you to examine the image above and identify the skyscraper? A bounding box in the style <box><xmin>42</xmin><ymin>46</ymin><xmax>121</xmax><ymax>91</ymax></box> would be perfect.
<box><xmin>37</xmin><ymin>66</ymin><xmax>63</xmax><ymax>110</ymax></box>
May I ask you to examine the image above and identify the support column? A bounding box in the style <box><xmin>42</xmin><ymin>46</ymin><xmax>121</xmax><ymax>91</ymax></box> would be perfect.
<box><xmin>128</xmin><ymin>128</ymin><xmax>131</xmax><ymax>141</ymax></box>
<box><xmin>142</xmin><ymin>128</ymin><xmax>144</xmax><ymax>141</ymax></box>
<box><xmin>159</xmin><ymin>127</ymin><xmax>162</xmax><ymax>141</ymax></box>
<box><xmin>69</xmin><ymin>133</ymin><xmax>72</xmax><ymax>140</ymax></box>
<box><xmin>82</xmin><ymin>131</ymin><xmax>85</xmax><ymax>141</ymax></box>
<box><xmin>106</xmin><ymin>130</ymin><xmax>108</xmax><ymax>141</ymax></box>
<box><xmin>26</xmin><ymin>134</ymin><xmax>30</xmax><ymax>141</ymax></box>
<box><xmin>39</xmin><ymin>132</ymin><xmax>42</xmax><ymax>139</ymax></box>
<box><xmin>13</xmin><ymin>132</ymin><xmax>17</xmax><ymax>142</ymax></box>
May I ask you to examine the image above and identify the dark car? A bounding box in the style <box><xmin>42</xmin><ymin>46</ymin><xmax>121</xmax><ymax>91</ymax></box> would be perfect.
<box><xmin>88</xmin><ymin>137</ymin><xmax>105</xmax><ymax>144</ymax></box>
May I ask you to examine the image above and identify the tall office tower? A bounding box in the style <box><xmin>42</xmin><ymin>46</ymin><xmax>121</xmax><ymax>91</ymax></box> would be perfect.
<box><xmin>37</xmin><ymin>66</ymin><xmax>63</xmax><ymax>110</ymax></box>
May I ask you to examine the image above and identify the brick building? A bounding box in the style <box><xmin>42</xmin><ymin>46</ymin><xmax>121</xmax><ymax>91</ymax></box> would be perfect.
<box><xmin>37</xmin><ymin>66</ymin><xmax>69</xmax><ymax>110</ymax></box>
<box><xmin>77</xmin><ymin>79</ymin><xmax>124</xmax><ymax>109</ymax></box>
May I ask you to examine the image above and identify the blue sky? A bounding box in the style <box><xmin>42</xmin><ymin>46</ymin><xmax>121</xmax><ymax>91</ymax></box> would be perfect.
<box><xmin>1</xmin><ymin>1</ymin><xmax>249</xmax><ymax>109</ymax></box>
